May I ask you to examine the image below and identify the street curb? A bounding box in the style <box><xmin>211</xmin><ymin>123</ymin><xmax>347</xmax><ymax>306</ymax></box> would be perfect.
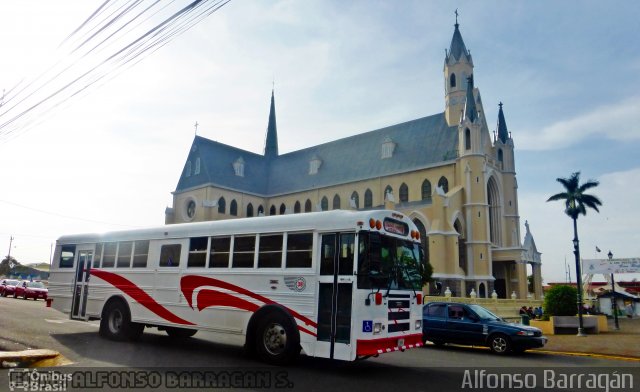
<box><xmin>0</xmin><ymin>349</ymin><xmax>61</xmax><ymax>368</ymax></box>
<box><xmin>531</xmin><ymin>349</ymin><xmax>640</xmax><ymax>362</ymax></box>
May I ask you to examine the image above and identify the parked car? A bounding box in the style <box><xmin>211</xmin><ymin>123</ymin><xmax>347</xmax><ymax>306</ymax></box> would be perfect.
<box><xmin>14</xmin><ymin>281</ymin><xmax>48</xmax><ymax>300</ymax></box>
<box><xmin>0</xmin><ymin>279</ymin><xmax>21</xmax><ymax>297</ymax></box>
<box><xmin>422</xmin><ymin>302</ymin><xmax>547</xmax><ymax>354</ymax></box>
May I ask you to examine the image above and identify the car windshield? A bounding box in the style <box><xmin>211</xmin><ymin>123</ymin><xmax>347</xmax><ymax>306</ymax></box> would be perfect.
<box><xmin>468</xmin><ymin>304</ymin><xmax>501</xmax><ymax>320</ymax></box>
<box><xmin>27</xmin><ymin>282</ymin><xmax>45</xmax><ymax>288</ymax></box>
<box><xmin>5</xmin><ymin>280</ymin><xmax>19</xmax><ymax>286</ymax></box>
<box><xmin>357</xmin><ymin>231</ymin><xmax>423</xmax><ymax>291</ymax></box>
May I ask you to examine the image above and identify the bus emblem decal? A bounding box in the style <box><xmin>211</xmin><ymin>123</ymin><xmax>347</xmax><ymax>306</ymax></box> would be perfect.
<box><xmin>284</xmin><ymin>276</ymin><xmax>306</xmax><ymax>292</ymax></box>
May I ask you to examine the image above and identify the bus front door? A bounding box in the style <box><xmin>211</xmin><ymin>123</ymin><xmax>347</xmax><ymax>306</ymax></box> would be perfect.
<box><xmin>71</xmin><ymin>249</ymin><xmax>93</xmax><ymax>320</ymax></box>
<box><xmin>317</xmin><ymin>233</ymin><xmax>355</xmax><ymax>360</ymax></box>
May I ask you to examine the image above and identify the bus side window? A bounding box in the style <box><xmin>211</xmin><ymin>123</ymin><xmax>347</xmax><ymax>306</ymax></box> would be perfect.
<box><xmin>93</xmin><ymin>244</ymin><xmax>103</xmax><ymax>268</ymax></box>
<box><xmin>133</xmin><ymin>240</ymin><xmax>149</xmax><ymax>268</ymax></box>
<box><xmin>209</xmin><ymin>236</ymin><xmax>230</xmax><ymax>268</ymax></box>
<box><xmin>188</xmin><ymin>237</ymin><xmax>208</xmax><ymax>268</ymax></box>
<box><xmin>102</xmin><ymin>242</ymin><xmax>117</xmax><ymax>268</ymax></box>
<box><xmin>159</xmin><ymin>244</ymin><xmax>181</xmax><ymax>267</ymax></box>
<box><xmin>286</xmin><ymin>233</ymin><xmax>312</xmax><ymax>268</ymax></box>
<box><xmin>59</xmin><ymin>245</ymin><xmax>75</xmax><ymax>268</ymax></box>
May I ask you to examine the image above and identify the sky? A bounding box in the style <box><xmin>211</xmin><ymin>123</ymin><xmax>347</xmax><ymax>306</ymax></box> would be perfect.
<box><xmin>1</xmin><ymin>1</ymin><xmax>639</xmax><ymax>284</ymax></box>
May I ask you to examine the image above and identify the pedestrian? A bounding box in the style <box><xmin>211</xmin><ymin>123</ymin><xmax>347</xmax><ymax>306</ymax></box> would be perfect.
<box><xmin>625</xmin><ymin>302</ymin><xmax>634</xmax><ymax>318</ymax></box>
<box><xmin>534</xmin><ymin>306</ymin><xmax>542</xmax><ymax>319</ymax></box>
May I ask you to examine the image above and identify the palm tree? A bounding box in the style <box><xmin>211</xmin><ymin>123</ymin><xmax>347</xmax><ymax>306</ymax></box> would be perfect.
<box><xmin>547</xmin><ymin>171</ymin><xmax>602</xmax><ymax>336</ymax></box>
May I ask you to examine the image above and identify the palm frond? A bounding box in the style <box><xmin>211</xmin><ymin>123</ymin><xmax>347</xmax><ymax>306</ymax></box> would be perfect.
<box><xmin>547</xmin><ymin>192</ymin><xmax>569</xmax><ymax>202</ymax></box>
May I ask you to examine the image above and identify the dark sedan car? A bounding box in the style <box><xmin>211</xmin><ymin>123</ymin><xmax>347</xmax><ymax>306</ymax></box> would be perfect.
<box><xmin>0</xmin><ymin>279</ymin><xmax>21</xmax><ymax>297</ymax></box>
<box><xmin>14</xmin><ymin>281</ymin><xmax>48</xmax><ymax>300</ymax></box>
<box><xmin>422</xmin><ymin>302</ymin><xmax>547</xmax><ymax>354</ymax></box>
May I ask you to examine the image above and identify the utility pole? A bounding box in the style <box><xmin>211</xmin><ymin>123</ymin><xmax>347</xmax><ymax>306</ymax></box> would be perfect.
<box><xmin>7</xmin><ymin>236</ymin><xmax>13</xmax><ymax>260</ymax></box>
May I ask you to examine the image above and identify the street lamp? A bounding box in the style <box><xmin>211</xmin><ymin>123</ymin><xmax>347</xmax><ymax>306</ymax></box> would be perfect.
<box><xmin>573</xmin><ymin>237</ymin><xmax>586</xmax><ymax>336</ymax></box>
<box><xmin>609</xmin><ymin>251</ymin><xmax>620</xmax><ymax>330</ymax></box>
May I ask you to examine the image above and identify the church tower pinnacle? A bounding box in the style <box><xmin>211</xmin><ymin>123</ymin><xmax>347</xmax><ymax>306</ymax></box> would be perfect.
<box><xmin>444</xmin><ymin>11</ymin><xmax>474</xmax><ymax>126</ymax></box>
<box><xmin>264</xmin><ymin>89</ymin><xmax>279</xmax><ymax>158</ymax></box>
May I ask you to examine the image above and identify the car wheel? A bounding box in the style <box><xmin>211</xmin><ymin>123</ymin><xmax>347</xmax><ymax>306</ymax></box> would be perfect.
<box><xmin>99</xmin><ymin>300</ymin><xmax>144</xmax><ymax>341</ymax></box>
<box><xmin>23</xmin><ymin>293</ymin><xmax>28</xmax><ymax>300</ymax></box>
<box><xmin>255</xmin><ymin>312</ymin><xmax>300</xmax><ymax>365</ymax></box>
<box><xmin>165</xmin><ymin>327</ymin><xmax>197</xmax><ymax>339</ymax></box>
<box><xmin>488</xmin><ymin>334</ymin><xmax>511</xmax><ymax>355</ymax></box>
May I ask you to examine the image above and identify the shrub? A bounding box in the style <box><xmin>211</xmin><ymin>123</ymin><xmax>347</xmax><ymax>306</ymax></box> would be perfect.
<box><xmin>544</xmin><ymin>285</ymin><xmax>578</xmax><ymax>316</ymax></box>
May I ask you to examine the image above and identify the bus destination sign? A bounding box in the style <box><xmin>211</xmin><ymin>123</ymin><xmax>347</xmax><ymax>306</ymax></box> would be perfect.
<box><xmin>383</xmin><ymin>219</ymin><xmax>408</xmax><ymax>236</ymax></box>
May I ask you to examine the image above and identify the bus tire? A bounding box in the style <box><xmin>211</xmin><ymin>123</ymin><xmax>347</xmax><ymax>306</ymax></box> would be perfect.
<box><xmin>255</xmin><ymin>311</ymin><xmax>300</xmax><ymax>365</ymax></box>
<box><xmin>99</xmin><ymin>299</ymin><xmax>144</xmax><ymax>341</ymax></box>
<box><xmin>165</xmin><ymin>327</ymin><xmax>197</xmax><ymax>339</ymax></box>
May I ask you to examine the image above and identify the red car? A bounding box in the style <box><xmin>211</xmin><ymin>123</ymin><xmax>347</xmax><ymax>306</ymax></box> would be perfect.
<box><xmin>14</xmin><ymin>281</ymin><xmax>48</xmax><ymax>300</ymax></box>
<box><xmin>1</xmin><ymin>279</ymin><xmax>21</xmax><ymax>297</ymax></box>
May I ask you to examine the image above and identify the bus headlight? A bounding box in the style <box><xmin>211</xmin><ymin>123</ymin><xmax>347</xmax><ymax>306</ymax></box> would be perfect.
<box><xmin>415</xmin><ymin>320</ymin><xmax>422</xmax><ymax>330</ymax></box>
<box><xmin>373</xmin><ymin>323</ymin><xmax>382</xmax><ymax>335</ymax></box>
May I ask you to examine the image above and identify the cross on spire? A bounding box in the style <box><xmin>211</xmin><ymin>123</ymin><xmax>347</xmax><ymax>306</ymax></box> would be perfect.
<box><xmin>455</xmin><ymin>9</ymin><xmax>459</xmax><ymax>26</ymax></box>
<box><xmin>194</xmin><ymin>121</ymin><xmax>199</xmax><ymax>135</ymax></box>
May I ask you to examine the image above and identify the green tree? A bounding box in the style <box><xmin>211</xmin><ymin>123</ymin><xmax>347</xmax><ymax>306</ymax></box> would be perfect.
<box><xmin>544</xmin><ymin>285</ymin><xmax>578</xmax><ymax>316</ymax></box>
<box><xmin>0</xmin><ymin>256</ymin><xmax>19</xmax><ymax>277</ymax></box>
<box><xmin>547</xmin><ymin>172</ymin><xmax>602</xmax><ymax>333</ymax></box>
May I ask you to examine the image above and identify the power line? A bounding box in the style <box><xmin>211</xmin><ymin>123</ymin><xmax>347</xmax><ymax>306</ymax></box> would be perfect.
<box><xmin>0</xmin><ymin>0</ymin><xmax>232</xmax><ymax>143</ymax></box>
<box><xmin>0</xmin><ymin>198</ymin><xmax>142</xmax><ymax>228</ymax></box>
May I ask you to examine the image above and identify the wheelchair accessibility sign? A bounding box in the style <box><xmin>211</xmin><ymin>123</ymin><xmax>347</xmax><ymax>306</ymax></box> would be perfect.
<box><xmin>362</xmin><ymin>320</ymin><xmax>373</xmax><ymax>333</ymax></box>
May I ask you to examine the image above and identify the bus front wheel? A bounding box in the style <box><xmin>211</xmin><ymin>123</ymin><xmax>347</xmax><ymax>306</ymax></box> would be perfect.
<box><xmin>99</xmin><ymin>299</ymin><xmax>144</xmax><ymax>341</ymax></box>
<box><xmin>255</xmin><ymin>312</ymin><xmax>300</xmax><ymax>365</ymax></box>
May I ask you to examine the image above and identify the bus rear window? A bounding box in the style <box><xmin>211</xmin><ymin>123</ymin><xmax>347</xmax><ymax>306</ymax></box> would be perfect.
<box><xmin>159</xmin><ymin>244</ymin><xmax>181</xmax><ymax>267</ymax></box>
<box><xmin>59</xmin><ymin>245</ymin><xmax>75</xmax><ymax>268</ymax></box>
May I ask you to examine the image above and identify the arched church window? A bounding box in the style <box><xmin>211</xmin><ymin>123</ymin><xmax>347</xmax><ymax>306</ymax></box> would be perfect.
<box><xmin>399</xmin><ymin>183</ymin><xmax>409</xmax><ymax>203</ymax></box>
<box><xmin>498</xmin><ymin>149</ymin><xmax>504</xmax><ymax>162</ymax></box>
<box><xmin>350</xmin><ymin>192</ymin><xmax>359</xmax><ymax>209</ymax></box>
<box><xmin>280</xmin><ymin>203</ymin><xmax>286</xmax><ymax>215</ymax></box>
<box><xmin>364</xmin><ymin>189</ymin><xmax>373</xmax><ymax>208</ymax></box>
<box><xmin>246</xmin><ymin>203</ymin><xmax>254</xmax><ymax>217</ymax></box>
<box><xmin>218</xmin><ymin>197</ymin><xmax>226</xmax><ymax>214</ymax></box>
<box><xmin>269</xmin><ymin>205</ymin><xmax>276</xmax><ymax>216</ymax></box>
<box><xmin>421</xmin><ymin>179</ymin><xmax>432</xmax><ymax>201</ymax></box>
<box><xmin>294</xmin><ymin>201</ymin><xmax>301</xmax><ymax>214</ymax></box>
<box><xmin>230</xmin><ymin>199</ymin><xmax>237</xmax><ymax>216</ymax></box>
<box><xmin>333</xmin><ymin>194</ymin><xmax>341</xmax><ymax>210</ymax></box>
<box><xmin>304</xmin><ymin>199</ymin><xmax>312</xmax><ymax>213</ymax></box>
<box><xmin>438</xmin><ymin>177</ymin><xmax>449</xmax><ymax>194</ymax></box>
<box><xmin>450</xmin><ymin>73</ymin><xmax>456</xmax><ymax>88</ymax></box>
<box><xmin>465</xmin><ymin>128</ymin><xmax>471</xmax><ymax>150</ymax></box>
<box><xmin>321</xmin><ymin>197</ymin><xmax>328</xmax><ymax>211</ymax></box>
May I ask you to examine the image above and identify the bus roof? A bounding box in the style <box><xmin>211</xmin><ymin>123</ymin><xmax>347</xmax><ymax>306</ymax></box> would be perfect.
<box><xmin>56</xmin><ymin>209</ymin><xmax>417</xmax><ymax>245</ymax></box>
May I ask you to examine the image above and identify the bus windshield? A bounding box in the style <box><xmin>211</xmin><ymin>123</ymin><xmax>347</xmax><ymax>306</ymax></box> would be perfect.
<box><xmin>357</xmin><ymin>231</ymin><xmax>423</xmax><ymax>291</ymax></box>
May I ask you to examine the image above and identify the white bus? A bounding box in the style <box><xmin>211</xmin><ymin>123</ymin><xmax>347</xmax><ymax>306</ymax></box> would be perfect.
<box><xmin>48</xmin><ymin>210</ymin><xmax>425</xmax><ymax>364</ymax></box>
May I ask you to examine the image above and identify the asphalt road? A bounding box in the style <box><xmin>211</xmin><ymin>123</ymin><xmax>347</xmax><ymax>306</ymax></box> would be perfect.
<box><xmin>1</xmin><ymin>297</ymin><xmax>639</xmax><ymax>392</ymax></box>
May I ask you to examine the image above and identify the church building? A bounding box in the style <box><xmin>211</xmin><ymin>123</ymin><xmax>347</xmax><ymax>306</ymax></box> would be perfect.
<box><xmin>165</xmin><ymin>19</ymin><xmax>543</xmax><ymax>299</ymax></box>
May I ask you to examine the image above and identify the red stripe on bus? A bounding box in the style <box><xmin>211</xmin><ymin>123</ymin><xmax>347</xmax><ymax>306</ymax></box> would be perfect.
<box><xmin>298</xmin><ymin>326</ymin><xmax>317</xmax><ymax>337</ymax></box>
<box><xmin>91</xmin><ymin>269</ymin><xmax>195</xmax><ymax>326</ymax></box>
<box><xmin>181</xmin><ymin>275</ymin><xmax>318</xmax><ymax>328</ymax></box>
<box><xmin>196</xmin><ymin>289</ymin><xmax>260</xmax><ymax>312</ymax></box>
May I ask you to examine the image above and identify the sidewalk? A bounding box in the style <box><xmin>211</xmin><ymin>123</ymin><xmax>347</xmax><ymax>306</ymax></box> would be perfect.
<box><xmin>534</xmin><ymin>317</ymin><xmax>640</xmax><ymax>359</ymax></box>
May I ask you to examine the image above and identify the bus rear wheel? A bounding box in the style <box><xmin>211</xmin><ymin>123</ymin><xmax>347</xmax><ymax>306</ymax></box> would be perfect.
<box><xmin>99</xmin><ymin>300</ymin><xmax>144</xmax><ymax>341</ymax></box>
<box><xmin>165</xmin><ymin>327</ymin><xmax>197</xmax><ymax>339</ymax></box>
<box><xmin>255</xmin><ymin>312</ymin><xmax>300</xmax><ymax>365</ymax></box>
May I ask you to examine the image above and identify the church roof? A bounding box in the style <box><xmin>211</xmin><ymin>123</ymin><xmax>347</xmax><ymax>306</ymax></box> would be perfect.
<box><xmin>175</xmin><ymin>112</ymin><xmax>458</xmax><ymax>196</ymax></box>
<box><xmin>497</xmin><ymin>102</ymin><xmax>509</xmax><ymax>143</ymax></box>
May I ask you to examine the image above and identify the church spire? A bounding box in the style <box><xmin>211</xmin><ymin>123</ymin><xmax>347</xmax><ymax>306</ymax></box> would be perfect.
<box><xmin>497</xmin><ymin>102</ymin><xmax>509</xmax><ymax>143</ymax></box>
<box><xmin>264</xmin><ymin>89</ymin><xmax>278</xmax><ymax>158</ymax></box>
<box><xmin>446</xmin><ymin>11</ymin><xmax>472</xmax><ymax>63</ymax></box>
<box><xmin>462</xmin><ymin>75</ymin><xmax>478</xmax><ymax>123</ymax></box>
